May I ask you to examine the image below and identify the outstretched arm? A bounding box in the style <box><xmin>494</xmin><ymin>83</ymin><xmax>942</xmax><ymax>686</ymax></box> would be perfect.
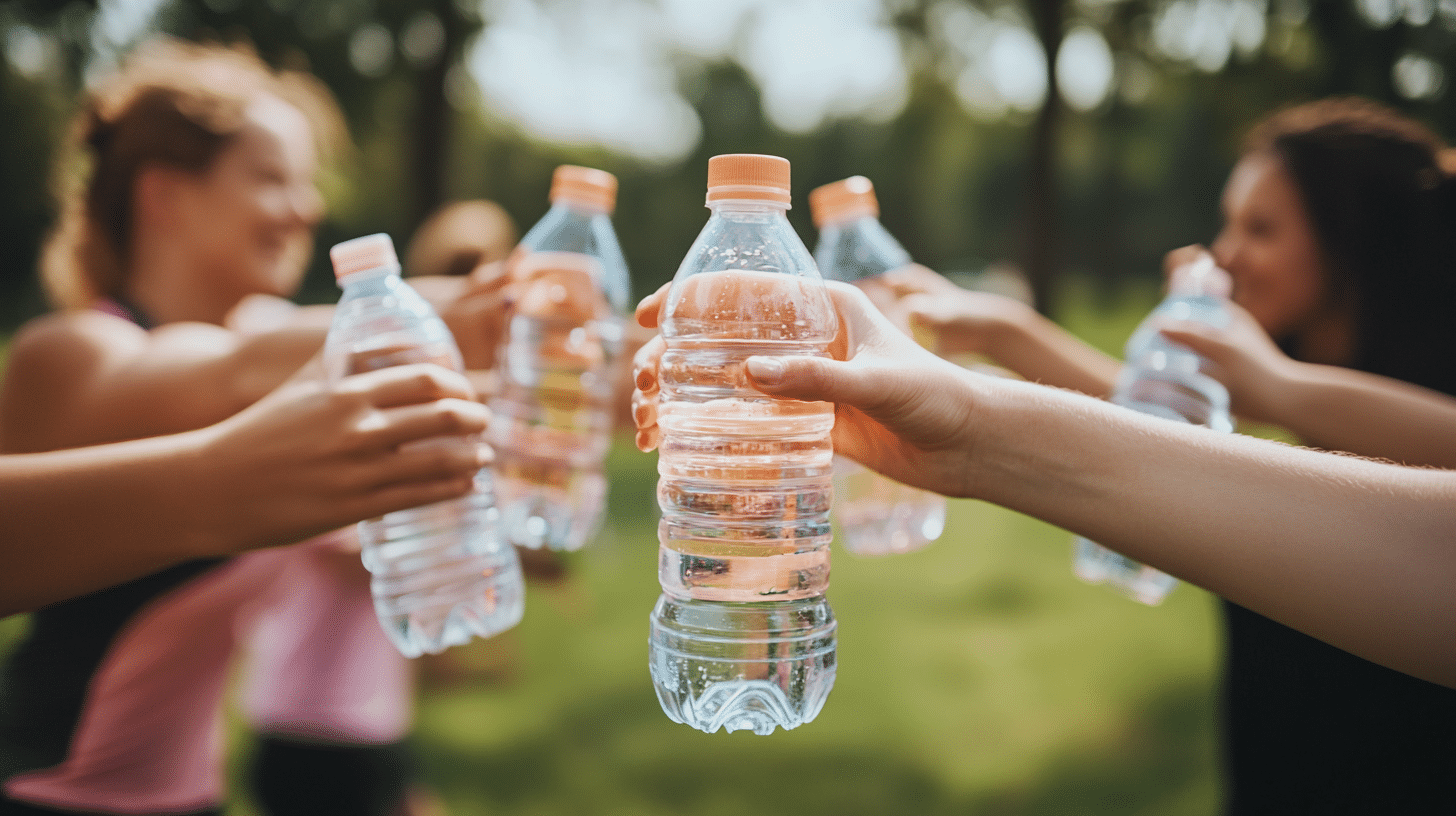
<box><xmin>0</xmin><ymin>310</ymin><xmax>326</xmax><ymax>452</ymax></box>
<box><xmin>634</xmin><ymin>279</ymin><xmax>1456</xmax><ymax>688</ymax></box>
<box><xmin>0</xmin><ymin>364</ymin><xmax>490</xmax><ymax>616</ymax></box>
<box><xmin>876</xmin><ymin>265</ymin><xmax>1121</xmax><ymax>397</ymax></box>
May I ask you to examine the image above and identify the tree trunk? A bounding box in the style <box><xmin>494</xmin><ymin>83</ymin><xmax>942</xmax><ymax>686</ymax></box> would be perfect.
<box><xmin>408</xmin><ymin>0</ymin><xmax>465</xmax><ymax>232</ymax></box>
<box><xmin>1023</xmin><ymin>0</ymin><xmax>1065</xmax><ymax>316</ymax></box>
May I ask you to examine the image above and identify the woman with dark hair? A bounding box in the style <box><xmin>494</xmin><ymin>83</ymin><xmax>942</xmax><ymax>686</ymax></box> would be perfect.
<box><xmin>878</xmin><ymin>97</ymin><xmax>1456</xmax><ymax>812</ymax></box>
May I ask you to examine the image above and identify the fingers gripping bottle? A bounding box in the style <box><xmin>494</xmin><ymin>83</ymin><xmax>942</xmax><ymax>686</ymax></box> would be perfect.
<box><xmin>325</xmin><ymin>234</ymin><xmax>525</xmax><ymax>656</ymax></box>
<box><xmin>496</xmin><ymin>165</ymin><xmax>630</xmax><ymax>551</ymax></box>
<box><xmin>1073</xmin><ymin>254</ymin><xmax>1235</xmax><ymax>605</ymax></box>
<box><xmin>809</xmin><ymin>176</ymin><xmax>947</xmax><ymax>556</ymax></box>
<box><xmin>650</xmin><ymin>154</ymin><xmax>839</xmax><ymax>734</ymax></box>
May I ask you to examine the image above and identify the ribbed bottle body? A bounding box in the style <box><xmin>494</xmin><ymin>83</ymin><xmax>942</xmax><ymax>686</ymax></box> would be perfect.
<box><xmin>490</xmin><ymin>301</ymin><xmax>620</xmax><ymax>551</ymax></box>
<box><xmin>326</xmin><ymin>268</ymin><xmax>523</xmax><ymax>656</ymax></box>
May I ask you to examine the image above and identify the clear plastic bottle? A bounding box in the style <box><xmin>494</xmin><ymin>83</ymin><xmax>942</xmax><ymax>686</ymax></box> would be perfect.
<box><xmin>810</xmin><ymin>176</ymin><xmax>947</xmax><ymax>556</ymax></box>
<box><xmin>649</xmin><ymin>154</ymin><xmax>839</xmax><ymax>734</ymax></box>
<box><xmin>1073</xmin><ymin>254</ymin><xmax>1235</xmax><ymax>605</ymax></box>
<box><xmin>325</xmin><ymin>233</ymin><xmax>525</xmax><ymax>657</ymax></box>
<box><xmin>495</xmin><ymin>165</ymin><xmax>630</xmax><ymax>551</ymax></box>
<box><xmin>490</xmin><ymin>251</ymin><xmax>617</xmax><ymax>551</ymax></box>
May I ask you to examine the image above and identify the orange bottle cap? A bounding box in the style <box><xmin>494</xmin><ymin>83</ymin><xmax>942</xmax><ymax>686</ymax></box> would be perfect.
<box><xmin>706</xmin><ymin>153</ymin><xmax>791</xmax><ymax>206</ymax></box>
<box><xmin>809</xmin><ymin>175</ymin><xmax>879</xmax><ymax>228</ymax></box>
<box><xmin>330</xmin><ymin>233</ymin><xmax>399</xmax><ymax>280</ymax></box>
<box><xmin>549</xmin><ymin>165</ymin><xmax>618</xmax><ymax>214</ymax></box>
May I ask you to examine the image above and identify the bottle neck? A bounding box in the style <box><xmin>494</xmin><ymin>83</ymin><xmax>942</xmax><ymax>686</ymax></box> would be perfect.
<box><xmin>820</xmin><ymin>213</ymin><xmax>878</xmax><ymax>231</ymax></box>
<box><xmin>550</xmin><ymin>197</ymin><xmax>613</xmax><ymax>218</ymax></box>
<box><xmin>707</xmin><ymin>198</ymin><xmax>791</xmax><ymax>217</ymax></box>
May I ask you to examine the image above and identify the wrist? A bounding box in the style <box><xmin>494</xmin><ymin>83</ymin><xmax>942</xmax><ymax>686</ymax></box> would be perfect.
<box><xmin>1258</xmin><ymin>357</ymin><xmax>1313</xmax><ymax>426</ymax></box>
<box><xmin>171</xmin><ymin>425</ymin><xmax>237</xmax><ymax>560</ymax></box>
<box><xmin>967</xmin><ymin>376</ymin><xmax>1115</xmax><ymax>512</ymax></box>
<box><xmin>982</xmin><ymin>301</ymin><xmax>1037</xmax><ymax>361</ymax></box>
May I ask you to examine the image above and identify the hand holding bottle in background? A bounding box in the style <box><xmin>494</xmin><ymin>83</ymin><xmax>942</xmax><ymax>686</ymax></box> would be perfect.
<box><xmin>325</xmin><ymin>233</ymin><xmax>524</xmax><ymax>657</ymax></box>
<box><xmin>809</xmin><ymin>176</ymin><xmax>946</xmax><ymax>556</ymax></box>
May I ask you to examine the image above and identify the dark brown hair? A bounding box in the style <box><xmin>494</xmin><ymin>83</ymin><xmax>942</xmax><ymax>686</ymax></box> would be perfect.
<box><xmin>41</xmin><ymin>38</ymin><xmax>346</xmax><ymax>309</ymax></box>
<box><xmin>1244</xmin><ymin>97</ymin><xmax>1456</xmax><ymax>395</ymax></box>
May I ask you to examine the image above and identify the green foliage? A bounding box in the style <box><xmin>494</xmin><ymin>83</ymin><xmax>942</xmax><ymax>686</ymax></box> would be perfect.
<box><xmin>3</xmin><ymin>0</ymin><xmax>1456</xmax><ymax>328</ymax></box>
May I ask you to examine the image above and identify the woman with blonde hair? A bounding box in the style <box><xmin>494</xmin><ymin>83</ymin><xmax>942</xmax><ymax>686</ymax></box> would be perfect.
<box><xmin>0</xmin><ymin>39</ymin><xmax>474</xmax><ymax>815</ymax></box>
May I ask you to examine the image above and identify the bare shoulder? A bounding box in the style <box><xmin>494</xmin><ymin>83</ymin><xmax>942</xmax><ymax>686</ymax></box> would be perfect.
<box><xmin>5</xmin><ymin>310</ymin><xmax>149</xmax><ymax>394</ymax></box>
<box><xmin>1</xmin><ymin>311</ymin><xmax>148</xmax><ymax>452</ymax></box>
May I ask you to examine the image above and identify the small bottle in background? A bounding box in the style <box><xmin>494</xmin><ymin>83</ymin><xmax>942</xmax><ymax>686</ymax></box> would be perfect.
<box><xmin>1073</xmin><ymin>253</ymin><xmax>1235</xmax><ymax>605</ymax></box>
<box><xmin>650</xmin><ymin>154</ymin><xmax>838</xmax><ymax>735</ymax></box>
<box><xmin>324</xmin><ymin>233</ymin><xmax>525</xmax><ymax>656</ymax></box>
<box><xmin>810</xmin><ymin>176</ymin><xmax>948</xmax><ymax>556</ymax></box>
<box><xmin>497</xmin><ymin>165</ymin><xmax>631</xmax><ymax>551</ymax></box>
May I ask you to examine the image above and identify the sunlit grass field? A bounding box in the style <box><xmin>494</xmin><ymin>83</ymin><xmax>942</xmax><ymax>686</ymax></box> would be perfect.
<box><xmin>1</xmin><ymin>279</ymin><xmax>1226</xmax><ymax>815</ymax></box>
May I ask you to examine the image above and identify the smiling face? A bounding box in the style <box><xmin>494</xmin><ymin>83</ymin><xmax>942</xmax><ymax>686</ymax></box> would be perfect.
<box><xmin>173</xmin><ymin>93</ymin><xmax>323</xmax><ymax>304</ymax></box>
<box><xmin>1210</xmin><ymin>152</ymin><xmax>1331</xmax><ymax>342</ymax></box>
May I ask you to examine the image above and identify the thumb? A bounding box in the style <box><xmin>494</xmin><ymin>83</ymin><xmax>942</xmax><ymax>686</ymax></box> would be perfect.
<box><xmin>745</xmin><ymin>355</ymin><xmax>877</xmax><ymax>408</ymax></box>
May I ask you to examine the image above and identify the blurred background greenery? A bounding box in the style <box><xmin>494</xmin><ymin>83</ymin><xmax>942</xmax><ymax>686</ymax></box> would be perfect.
<box><xmin>3</xmin><ymin>0</ymin><xmax>1456</xmax><ymax>326</ymax></box>
<box><xmin>2</xmin><ymin>0</ymin><xmax>1453</xmax><ymax>812</ymax></box>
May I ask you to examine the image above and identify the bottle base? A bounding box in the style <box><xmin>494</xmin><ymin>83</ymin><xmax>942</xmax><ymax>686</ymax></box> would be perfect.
<box><xmin>496</xmin><ymin>475</ymin><xmax>605</xmax><ymax>552</ymax></box>
<box><xmin>648</xmin><ymin>594</ymin><xmax>836</xmax><ymax>735</ymax></box>
<box><xmin>373</xmin><ymin>551</ymin><xmax>526</xmax><ymax>658</ymax></box>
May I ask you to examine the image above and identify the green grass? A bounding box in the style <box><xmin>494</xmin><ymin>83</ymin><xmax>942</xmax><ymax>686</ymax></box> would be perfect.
<box><xmin>4</xmin><ymin>283</ymin><xmax>1224</xmax><ymax>815</ymax></box>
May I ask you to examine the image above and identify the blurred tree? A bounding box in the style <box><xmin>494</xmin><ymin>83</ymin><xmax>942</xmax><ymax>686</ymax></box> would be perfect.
<box><xmin>5</xmin><ymin>0</ymin><xmax>1456</xmax><ymax>330</ymax></box>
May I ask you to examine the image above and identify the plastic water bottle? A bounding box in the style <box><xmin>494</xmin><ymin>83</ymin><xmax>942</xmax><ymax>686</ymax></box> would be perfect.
<box><xmin>494</xmin><ymin>165</ymin><xmax>630</xmax><ymax>551</ymax></box>
<box><xmin>1073</xmin><ymin>254</ymin><xmax>1235</xmax><ymax>605</ymax></box>
<box><xmin>810</xmin><ymin>176</ymin><xmax>947</xmax><ymax>556</ymax></box>
<box><xmin>650</xmin><ymin>154</ymin><xmax>839</xmax><ymax>734</ymax></box>
<box><xmin>325</xmin><ymin>233</ymin><xmax>525</xmax><ymax>657</ymax></box>
<box><xmin>512</xmin><ymin>165</ymin><xmax>631</xmax><ymax>312</ymax></box>
<box><xmin>490</xmin><ymin>251</ymin><xmax>618</xmax><ymax>551</ymax></box>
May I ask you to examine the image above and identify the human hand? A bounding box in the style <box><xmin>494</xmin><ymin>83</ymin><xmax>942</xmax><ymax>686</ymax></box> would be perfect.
<box><xmin>195</xmin><ymin>363</ymin><xmax>492</xmax><ymax>553</ymax></box>
<box><xmin>875</xmin><ymin>264</ymin><xmax>1033</xmax><ymax>357</ymax></box>
<box><xmin>433</xmin><ymin>260</ymin><xmax>514</xmax><ymax>372</ymax></box>
<box><xmin>1159</xmin><ymin>300</ymin><xmax>1298</xmax><ymax>425</ymax></box>
<box><xmin>633</xmin><ymin>276</ymin><xmax>985</xmax><ymax>498</ymax></box>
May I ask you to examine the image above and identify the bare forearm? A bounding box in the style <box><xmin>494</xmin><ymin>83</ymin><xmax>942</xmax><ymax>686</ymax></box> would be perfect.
<box><xmin>971</xmin><ymin>375</ymin><xmax>1456</xmax><ymax>687</ymax></box>
<box><xmin>1273</xmin><ymin>362</ymin><xmax>1456</xmax><ymax>468</ymax></box>
<box><xmin>993</xmin><ymin>312</ymin><xmax>1121</xmax><ymax>398</ymax></box>
<box><xmin>0</xmin><ymin>434</ymin><xmax>219</xmax><ymax>615</ymax></box>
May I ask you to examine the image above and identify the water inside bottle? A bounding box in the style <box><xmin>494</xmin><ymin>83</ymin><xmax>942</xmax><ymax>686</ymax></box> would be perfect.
<box><xmin>492</xmin><ymin>308</ymin><xmax>620</xmax><ymax>551</ymax></box>
<box><xmin>651</xmin><ymin>339</ymin><xmax>837</xmax><ymax>733</ymax></box>
<box><xmin>833</xmin><ymin>458</ymin><xmax>947</xmax><ymax>556</ymax></box>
